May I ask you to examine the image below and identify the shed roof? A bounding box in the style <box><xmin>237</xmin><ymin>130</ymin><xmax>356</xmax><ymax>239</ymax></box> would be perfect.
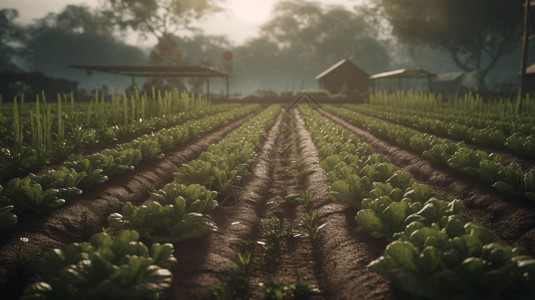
<box><xmin>315</xmin><ymin>59</ymin><xmax>368</xmax><ymax>80</ymax></box>
<box><xmin>527</xmin><ymin>63</ymin><xmax>535</xmax><ymax>74</ymax></box>
<box><xmin>69</xmin><ymin>65</ymin><xmax>228</xmax><ymax>77</ymax></box>
<box><xmin>370</xmin><ymin>68</ymin><xmax>437</xmax><ymax>80</ymax></box>
<box><xmin>434</xmin><ymin>72</ymin><xmax>463</xmax><ymax>82</ymax></box>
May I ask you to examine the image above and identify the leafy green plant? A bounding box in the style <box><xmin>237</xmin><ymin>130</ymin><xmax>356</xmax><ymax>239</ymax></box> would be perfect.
<box><xmin>21</xmin><ymin>230</ymin><xmax>176</xmax><ymax>300</ymax></box>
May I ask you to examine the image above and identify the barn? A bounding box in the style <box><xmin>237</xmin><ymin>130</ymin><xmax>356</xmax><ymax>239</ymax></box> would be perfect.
<box><xmin>315</xmin><ymin>59</ymin><xmax>371</xmax><ymax>95</ymax></box>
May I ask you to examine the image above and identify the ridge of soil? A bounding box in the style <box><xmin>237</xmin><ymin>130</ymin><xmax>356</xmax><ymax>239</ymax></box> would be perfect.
<box><xmin>294</xmin><ymin>109</ymin><xmax>405</xmax><ymax>299</ymax></box>
<box><xmin>351</xmin><ymin>107</ymin><xmax>535</xmax><ymax>172</ymax></box>
<box><xmin>0</xmin><ymin>112</ymin><xmax>258</xmax><ymax>300</ymax></box>
<box><xmin>160</xmin><ymin>111</ymin><xmax>284</xmax><ymax>299</ymax></box>
<box><xmin>162</xmin><ymin>108</ymin><xmax>407</xmax><ymax>299</ymax></box>
<box><xmin>321</xmin><ymin>109</ymin><xmax>535</xmax><ymax>255</ymax></box>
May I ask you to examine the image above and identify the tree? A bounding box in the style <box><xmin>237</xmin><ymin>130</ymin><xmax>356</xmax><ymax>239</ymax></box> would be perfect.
<box><xmin>373</xmin><ymin>0</ymin><xmax>524</xmax><ymax>90</ymax></box>
<box><xmin>24</xmin><ymin>5</ymin><xmax>148</xmax><ymax>92</ymax></box>
<box><xmin>0</xmin><ymin>9</ymin><xmax>25</xmax><ymax>72</ymax></box>
<box><xmin>100</xmin><ymin>0</ymin><xmax>224</xmax><ymax>41</ymax></box>
<box><xmin>260</xmin><ymin>1</ymin><xmax>389</xmax><ymax>73</ymax></box>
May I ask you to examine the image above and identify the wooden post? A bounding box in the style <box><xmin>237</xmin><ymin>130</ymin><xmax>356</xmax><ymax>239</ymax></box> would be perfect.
<box><xmin>427</xmin><ymin>76</ymin><xmax>432</xmax><ymax>93</ymax></box>
<box><xmin>206</xmin><ymin>77</ymin><xmax>210</xmax><ymax>101</ymax></box>
<box><xmin>226</xmin><ymin>76</ymin><xmax>229</xmax><ymax>100</ymax></box>
<box><xmin>519</xmin><ymin>0</ymin><xmax>531</xmax><ymax>100</ymax></box>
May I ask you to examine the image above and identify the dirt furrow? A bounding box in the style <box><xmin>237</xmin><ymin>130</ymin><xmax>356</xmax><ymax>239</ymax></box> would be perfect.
<box><xmin>246</xmin><ymin>110</ymin><xmax>321</xmax><ymax>299</ymax></box>
<box><xmin>294</xmin><ymin>109</ymin><xmax>406</xmax><ymax>299</ymax></box>
<box><xmin>0</xmin><ymin>112</ymin><xmax>258</xmax><ymax>300</ymax></box>
<box><xmin>160</xmin><ymin>111</ymin><xmax>284</xmax><ymax>299</ymax></box>
<box><xmin>320</xmin><ymin>109</ymin><xmax>535</xmax><ymax>255</ymax></box>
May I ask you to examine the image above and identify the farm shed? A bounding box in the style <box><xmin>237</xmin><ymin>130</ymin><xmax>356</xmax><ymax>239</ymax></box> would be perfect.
<box><xmin>432</xmin><ymin>71</ymin><xmax>480</xmax><ymax>96</ymax></box>
<box><xmin>69</xmin><ymin>65</ymin><xmax>229</xmax><ymax>99</ymax></box>
<box><xmin>315</xmin><ymin>59</ymin><xmax>371</xmax><ymax>95</ymax></box>
<box><xmin>370</xmin><ymin>68</ymin><xmax>436</xmax><ymax>93</ymax></box>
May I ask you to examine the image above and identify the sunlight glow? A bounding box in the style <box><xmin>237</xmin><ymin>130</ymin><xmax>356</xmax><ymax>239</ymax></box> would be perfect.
<box><xmin>230</xmin><ymin>0</ymin><xmax>274</xmax><ymax>24</ymax></box>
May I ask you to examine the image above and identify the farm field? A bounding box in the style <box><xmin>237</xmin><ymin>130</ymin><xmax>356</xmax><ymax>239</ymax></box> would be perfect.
<box><xmin>1</xmin><ymin>92</ymin><xmax>535</xmax><ymax>299</ymax></box>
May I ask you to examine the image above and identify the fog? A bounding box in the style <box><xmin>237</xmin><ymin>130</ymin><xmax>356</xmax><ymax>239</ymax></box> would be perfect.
<box><xmin>0</xmin><ymin>0</ymin><xmax>529</xmax><ymax>98</ymax></box>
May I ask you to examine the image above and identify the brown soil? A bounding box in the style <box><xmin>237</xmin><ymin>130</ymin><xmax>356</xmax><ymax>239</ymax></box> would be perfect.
<box><xmin>161</xmin><ymin>108</ymin><xmax>406</xmax><ymax>299</ymax></box>
<box><xmin>321</xmin><ymin>109</ymin><xmax>535</xmax><ymax>255</ymax></box>
<box><xmin>0</xmin><ymin>112</ymin><xmax>257</xmax><ymax>300</ymax></box>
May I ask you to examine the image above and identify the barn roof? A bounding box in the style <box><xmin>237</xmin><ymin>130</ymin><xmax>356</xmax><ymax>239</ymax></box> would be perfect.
<box><xmin>69</xmin><ymin>65</ymin><xmax>228</xmax><ymax>77</ymax></box>
<box><xmin>315</xmin><ymin>59</ymin><xmax>368</xmax><ymax>80</ymax></box>
<box><xmin>370</xmin><ymin>68</ymin><xmax>437</xmax><ymax>80</ymax></box>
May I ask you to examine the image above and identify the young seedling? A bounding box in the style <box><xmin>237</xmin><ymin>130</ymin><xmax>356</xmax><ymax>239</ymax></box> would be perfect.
<box><xmin>17</xmin><ymin>237</ymin><xmax>29</xmax><ymax>264</ymax></box>
<box><xmin>261</xmin><ymin>270</ymin><xmax>320</xmax><ymax>300</ymax></box>
<box><xmin>81</xmin><ymin>206</ymin><xmax>91</xmax><ymax>239</ymax></box>
<box><xmin>214</xmin><ymin>241</ymin><xmax>252</xmax><ymax>299</ymax></box>
<box><xmin>287</xmin><ymin>269</ymin><xmax>321</xmax><ymax>299</ymax></box>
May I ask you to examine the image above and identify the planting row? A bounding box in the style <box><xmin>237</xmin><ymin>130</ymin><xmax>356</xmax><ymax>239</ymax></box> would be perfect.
<box><xmin>21</xmin><ymin>105</ymin><xmax>281</xmax><ymax>299</ymax></box>
<box><xmin>369</xmin><ymin>91</ymin><xmax>535</xmax><ymax>120</ymax></box>
<box><xmin>0</xmin><ymin>105</ymin><xmax>260</xmax><ymax>229</ymax></box>
<box><xmin>345</xmin><ymin>104</ymin><xmax>535</xmax><ymax>160</ymax></box>
<box><xmin>300</xmin><ymin>106</ymin><xmax>535</xmax><ymax>299</ymax></box>
<box><xmin>324</xmin><ymin>105</ymin><xmax>535</xmax><ymax>203</ymax></box>
<box><xmin>109</xmin><ymin>104</ymin><xmax>282</xmax><ymax>242</ymax></box>
<box><xmin>1</xmin><ymin>93</ymin><xmax>226</xmax><ymax>179</ymax></box>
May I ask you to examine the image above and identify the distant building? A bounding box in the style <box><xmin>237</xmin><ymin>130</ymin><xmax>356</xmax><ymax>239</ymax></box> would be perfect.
<box><xmin>432</xmin><ymin>71</ymin><xmax>480</xmax><ymax>96</ymax></box>
<box><xmin>370</xmin><ymin>68</ymin><xmax>436</xmax><ymax>93</ymax></box>
<box><xmin>315</xmin><ymin>59</ymin><xmax>371</xmax><ymax>95</ymax></box>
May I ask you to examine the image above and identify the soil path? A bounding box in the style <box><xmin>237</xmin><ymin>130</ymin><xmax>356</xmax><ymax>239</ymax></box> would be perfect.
<box><xmin>320</xmin><ymin>109</ymin><xmax>535</xmax><ymax>255</ymax></box>
<box><xmin>163</xmin><ymin>108</ymin><xmax>406</xmax><ymax>299</ymax></box>
<box><xmin>160</xmin><ymin>111</ymin><xmax>284</xmax><ymax>299</ymax></box>
<box><xmin>294</xmin><ymin>109</ymin><xmax>405</xmax><ymax>299</ymax></box>
<box><xmin>245</xmin><ymin>110</ymin><xmax>320</xmax><ymax>299</ymax></box>
<box><xmin>0</xmin><ymin>111</ymin><xmax>258</xmax><ymax>300</ymax></box>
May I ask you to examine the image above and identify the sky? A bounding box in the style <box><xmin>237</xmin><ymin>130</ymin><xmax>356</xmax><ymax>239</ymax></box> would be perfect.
<box><xmin>1</xmin><ymin>0</ymin><xmax>365</xmax><ymax>46</ymax></box>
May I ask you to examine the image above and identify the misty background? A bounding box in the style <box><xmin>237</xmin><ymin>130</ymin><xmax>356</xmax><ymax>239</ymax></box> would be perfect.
<box><xmin>0</xmin><ymin>0</ymin><xmax>530</xmax><ymax>97</ymax></box>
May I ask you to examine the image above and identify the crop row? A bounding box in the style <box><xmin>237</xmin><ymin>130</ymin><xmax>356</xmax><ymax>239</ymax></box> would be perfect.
<box><xmin>300</xmin><ymin>106</ymin><xmax>535</xmax><ymax>299</ymax></box>
<box><xmin>109</xmin><ymin>104</ymin><xmax>282</xmax><ymax>242</ymax></box>
<box><xmin>369</xmin><ymin>91</ymin><xmax>535</xmax><ymax>120</ymax></box>
<box><xmin>0</xmin><ymin>105</ymin><xmax>260</xmax><ymax>229</ymax></box>
<box><xmin>324</xmin><ymin>105</ymin><xmax>535</xmax><ymax>203</ymax></box>
<box><xmin>20</xmin><ymin>105</ymin><xmax>281</xmax><ymax>299</ymax></box>
<box><xmin>345</xmin><ymin>104</ymin><xmax>535</xmax><ymax>159</ymax></box>
<box><xmin>1</xmin><ymin>93</ymin><xmax>224</xmax><ymax>179</ymax></box>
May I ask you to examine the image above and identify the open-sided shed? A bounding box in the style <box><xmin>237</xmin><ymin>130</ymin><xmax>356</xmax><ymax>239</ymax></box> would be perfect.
<box><xmin>69</xmin><ymin>65</ymin><xmax>229</xmax><ymax>99</ymax></box>
<box><xmin>370</xmin><ymin>68</ymin><xmax>437</xmax><ymax>93</ymax></box>
<box><xmin>315</xmin><ymin>59</ymin><xmax>371</xmax><ymax>95</ymax></box>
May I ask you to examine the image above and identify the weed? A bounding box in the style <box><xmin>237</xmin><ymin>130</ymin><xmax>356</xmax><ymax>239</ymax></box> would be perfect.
<box><xmin>261</xmin><ymin>270</ymin><xmax>320</xmax><ymax>300</ymax></box>
<box><xmin>212</xmin><ymin>282</ymin><xmax>226</xmax><ymax>300</ymax></box>
<box><xmin>17</xmin><ymin>237</ymin><xmax>29</xmax><ymax>264</ymax></box>
<box><xmin>288</xmin><ymin>270</ymin><xmax>321</xmax><ymax>299</ymax></box>
<box><xmin>279</xmin><ymin>144</ymin><xmax>292</xmax><ymax>155</ymax></box>
<box><xmin>215</xmin><ymin>241</ymin><xmax>253</xmax><ymax>299</ymax></box>
<box><xmin>268</xmin><ymin>158</ymin><xmax>275</xmax><ymax>172</ymax></box>
<box><xmin>260</xmin><ymin>280</ymin><xmax>286</xmax><ymax>300</ymax></box>
<box><xmin>81</xmin><ymin>206</ymin><xmax>91</xmax><ymax>239</ymax></box>
<box><xmin>302</xmin><ymin>211</ymin><xmax>320</xmax><ymax>250</ymax></box>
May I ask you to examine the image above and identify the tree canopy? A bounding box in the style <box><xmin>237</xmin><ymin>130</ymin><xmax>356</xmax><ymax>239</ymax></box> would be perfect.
<box><xmin>260</xmin><ymin>0</ymin><xmax>389</xmax><ymax>74</ymax></box>
<box><xmin>374</xmin><ymin>0</ymin><xmax>524</xmax><ymax>89</ymax></box>
<box><xmin>100</xmin><ymin>0</ymin><xmax>225</xmax><ymax>41</ymax></box>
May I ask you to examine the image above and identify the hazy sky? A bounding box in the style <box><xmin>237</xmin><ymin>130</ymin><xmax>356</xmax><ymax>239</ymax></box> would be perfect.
<box><xmin>2</xmin><ymin>0</ymin><xmax>365</xmax><ymax>46</ymax></box>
